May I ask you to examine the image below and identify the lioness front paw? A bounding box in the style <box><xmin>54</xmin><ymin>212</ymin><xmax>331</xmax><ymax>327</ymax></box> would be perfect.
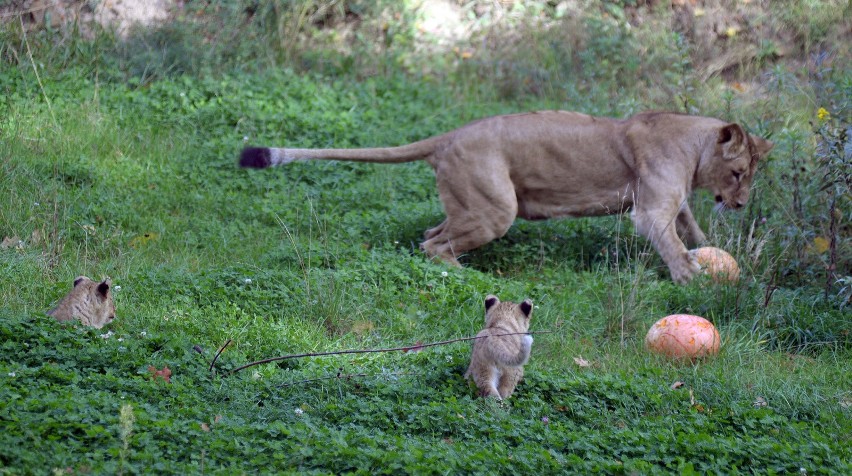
<box><xmin>670</xmin><ymin>253</ymin><xmax>701</xmax><ymax>284</ymax></box>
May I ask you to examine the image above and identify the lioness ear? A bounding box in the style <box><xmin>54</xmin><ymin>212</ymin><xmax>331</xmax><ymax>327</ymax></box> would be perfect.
<box><xmin>485</xmin><ymin>295</ymin><xmax>499</xmax><ymax>311</ymax></box>
<box><xmin>96</xmin><ymin>280</ymin><xmax>110</xmax><ymax>298</ymax></box>
<box><xmin>519</xmin><ymin>299</ymin><xmax>533</xmax><ymax>318</ymax></box>
<box><xmin>750</xmin><ymin>135</ymin><xmax>774</xmax><ymax>159</ymax></box>
<box><xmin>718</xmin><ymin>124</ymin><xmax>746</xmax><ymax>158</ymax></box>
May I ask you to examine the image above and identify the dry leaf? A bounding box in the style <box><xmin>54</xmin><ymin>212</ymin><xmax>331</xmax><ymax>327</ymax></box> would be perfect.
<box><xmin>200</xmin><ymin>423</ymin><xmax>210</xmax><ymax>432</ymax></box>
<box><xmin>753</xmin><ymin>396</ymin><xmax>767</xmax><ymax>408</ymax></box>
<box><xmin>840</xmin><ymin>397</ymin><xmax>851</xmax><ymax>409</ymax></box>
<box><xmin>148</xmin><ymin>365</ymin><xmax>172</xmax><ymax>383</ymax></box>
<box><xmin>129</xmin><ymin>232</ymin><xmax>159</xmax><ymax>248</ymax></box>
<box><xmin>573</xmin><ymin>356</ymin><xmax>591</xmax><ymax>368</ymax></box>
<box><xmin>810</xmin><ymin>237</ymin><xmax>830</xmax><ymax>254</ymax></box>
<box><xmin>671</xmin><ymin>381</ymin><xmax>685</xmax><ymax>390</ymax></box>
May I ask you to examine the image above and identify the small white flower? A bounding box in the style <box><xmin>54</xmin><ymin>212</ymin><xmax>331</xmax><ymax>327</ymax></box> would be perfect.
<box><xmin>244</xmin><ymin>278</ymin><xmax>252</xmax><ymax>284</ymax></box>
<box><xmin>394</xmin><ymin>240</ymin><xmax>399</xmax><ymax>244</ymax></box>
<box><xmin>294</xmin><ymin>408</ymin><xmax>304</xmax><ymax>415</ymax></box>
<box><xmin>99</xmin><ymin>331</ymin><xmax>114</xmax><ymax>339</ymax></box>
<box><xmin>114</xmin><ymin>285</ymin><xmax>122</xmax><ymax>292</ymax></box>
<box><xmin>534</xmin><ymin>305</ymin><xmax>539</xmax><ymax>309</ymax></box>
<box><xmin>117</xmin><ymin>338</ymin><xmax>124</xmax><ymax>342</ymax></box>
<box><xmin>252</xmin><ymin>371</ymin><xmax>262</xmax><ymax>380</ymax></box>
<box><xmin>179</xmin><ymin>92</ymin><xmax>185</xmax><ymax>97</ymax></box>
<box><xmin>34</xmin><ymin>202</ymin><xmax>39</xmax><ymax>207</ymax></box>
<box><xmin>243</xmin><ymin>135</ymin><xmax>249</xmax><ymax>142</ymax></box>
<box><xmin>441</xmin><ymin>271</ymin><xmax>448</xmax><ymax>278</ymax></box>
<box><xmin>140</xmin><ymin>331</ymin><xmax>147</xmax><ymax>337</ymax></box>
<box><xmin>445</xmin><ymin>355</ymin><xmax>453</xmax><ymax>362</ymax></box>
<box><xmin>8</xmin><ymin>372</ymin><xmax>15</xmax><ymax>377</ymax></box>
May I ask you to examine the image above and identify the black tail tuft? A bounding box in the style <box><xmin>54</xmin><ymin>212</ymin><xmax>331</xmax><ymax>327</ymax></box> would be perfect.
<box><xmin>239</xmin><ymin>147</ymin><xmax>272</xmax><ymax>168</ymax></box>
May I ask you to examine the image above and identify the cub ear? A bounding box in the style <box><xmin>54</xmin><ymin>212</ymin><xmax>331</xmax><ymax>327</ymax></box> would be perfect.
<box><xmin>718</xmin><ymin>124</ymin><xmax>746</xmax><ymax>158</ymax></box>
<box><xmin>750</xmin><ymin>135</ymin><xmax>774</xmax><ymax>159</ymax></box>
<box><xmin>73</xmin><ymin>276</ymin><xmax>88</xmax><ymax>287</ymax></box>
<box><xmin>484</xmin><ymin>295</ymin><xmax>500</xmax><ymax>311</ymax></box>
<box><xmin>96</xmin><ymin>280</ymin><xmax>111</xmax><ymax>298</ymax></box>
<box><xmin>519</xmin><ymin>299</ymin><xmax>533</xmax><ymax>318</ymax></box>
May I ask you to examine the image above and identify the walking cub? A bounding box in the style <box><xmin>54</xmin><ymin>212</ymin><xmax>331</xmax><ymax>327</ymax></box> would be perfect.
<box><xmin>465</xmin><ymin>295</ymin><xmax>533</xmax><ymax>399</ymax></box>
<box><xmin>47</xmin><ymin>276</ymin><xmax>116</xmax><ymax>329</ymax></box>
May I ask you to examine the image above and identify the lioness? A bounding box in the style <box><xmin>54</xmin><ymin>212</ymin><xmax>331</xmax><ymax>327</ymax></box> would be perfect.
<box><xmin>240</xmin><ymin>111</ymin><xmax>773</xmax><ymax>283</ymax></box>
<box><xmin>465</xmin><ymin>295</ymin><xmax>533</xmax><ymax>399</ymax></box>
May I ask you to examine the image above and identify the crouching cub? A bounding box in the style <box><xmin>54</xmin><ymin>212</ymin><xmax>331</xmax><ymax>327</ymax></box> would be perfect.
<box><xmin>465</xmin><ymin>295</ymin><xmax>533</xmax><ymax>399</ymax></box>
<box><xmin>48</xmin><ymin>276</ymin><xmax>116</xmax><ymax>329</ymax></box>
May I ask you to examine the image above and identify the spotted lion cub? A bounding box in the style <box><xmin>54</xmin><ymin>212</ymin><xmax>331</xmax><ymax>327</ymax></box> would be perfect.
<box><xmin>465</xmin><ymin>295</ymin><xmax>533</xmax><ymax>399</ymax></box>
<box><xmin>47</xmin><ymin>276</ymin><xmax>116</xmax><ymax>329</ymax></box>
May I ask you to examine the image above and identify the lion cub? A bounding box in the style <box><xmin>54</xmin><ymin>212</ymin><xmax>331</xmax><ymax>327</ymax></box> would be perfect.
<box><xmin>47</xmin><ymin>276</ymin><xmax>116</xmax><ymax>329</ymax></box>
<box><xmin>465</xmin><ymin>295</ymin><xmax>533</xmax><ymax>399</ymax></box>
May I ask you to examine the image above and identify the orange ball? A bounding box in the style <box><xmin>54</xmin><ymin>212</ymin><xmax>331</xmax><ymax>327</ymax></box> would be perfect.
<box><xmin>692</xmin><ymin>247</ymin><xmax>740</xmax><ymax>283</ymax></box>
<box><xmin>645</xmin><ymin>314</ymin><xmax>721</xmax><ymax>360</ymax></box>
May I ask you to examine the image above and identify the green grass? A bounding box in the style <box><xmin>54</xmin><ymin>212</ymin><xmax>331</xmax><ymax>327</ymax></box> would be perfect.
<box><xmin>1</xmin><ymin>2</ymin><xmax>850</xmax><ymax>473</ymax></box>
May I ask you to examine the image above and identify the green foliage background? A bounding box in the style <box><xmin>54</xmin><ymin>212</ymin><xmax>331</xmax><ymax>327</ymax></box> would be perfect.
<box><xmin>0</xmin><ymin>0</ymin><xmax>849</xmax><ymax>473</ymax></box>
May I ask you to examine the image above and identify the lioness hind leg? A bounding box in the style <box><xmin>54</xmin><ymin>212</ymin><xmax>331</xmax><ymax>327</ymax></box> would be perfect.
<box><xmin>423</xmin><ymin>157</ymin><xmax>517</xmax><ymax>264</ymax></box>
<box><xmin>424</xmin><ymin>219</ymin><xmax>447</xmax><ymax>240</ymax></box>
<box><xmin>420</xmin><ymin>220</ymin><xmax>514</xmax><ymax>266</ymax></box>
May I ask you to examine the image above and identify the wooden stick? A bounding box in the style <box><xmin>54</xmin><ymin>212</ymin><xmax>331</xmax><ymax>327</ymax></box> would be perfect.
<box><xmin>209</xmin><ymin>339</ymin><xmax>233</xmax><ymax>372</ymax></box>
<box><xmin>227</xmin><ymin>330</ymin><xmax>553</xmax><ymax>376</ymax></box>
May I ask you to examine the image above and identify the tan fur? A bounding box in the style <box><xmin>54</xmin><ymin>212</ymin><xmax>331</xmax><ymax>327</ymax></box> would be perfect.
<box><xmin>464</xmin><ymin>295</ymin><xmax>533</xmax><ymax>399</ymax></box>
<box><xmin>47</xmin><ymin>276</ymin><xmax>116</xmax><ymax>329</ymax></box>
<box><xmin>242</xmin><ymin>111</ymin><xmax>773</xmax><ymax>283</ymax></box>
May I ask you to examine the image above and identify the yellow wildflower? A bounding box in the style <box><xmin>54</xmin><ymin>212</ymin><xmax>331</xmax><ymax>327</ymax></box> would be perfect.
<box><xmin>817</xmin><ymin>107</ymin><xmax>830</xmax><ymax>121</ymax></box>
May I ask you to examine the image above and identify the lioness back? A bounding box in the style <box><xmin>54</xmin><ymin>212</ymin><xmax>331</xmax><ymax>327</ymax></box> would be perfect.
<box><xmin>48</xmin><ymin>276</ymin><xmax>116</xmax><ymax>329</ymax></box>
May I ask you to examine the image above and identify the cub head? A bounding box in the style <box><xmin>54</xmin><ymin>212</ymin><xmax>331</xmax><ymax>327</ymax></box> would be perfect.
<box><xmin>708</xmin><ymin>124</ymin><xmax>773</xmax><ymax>210</ymax></box>
<box><xmin>48</xmin><ymin>276</ymin><xmax>116</xmax><ymax>329</ymax></box>
<box><xmin>484</xmin><ymin>295</ymin><xmax>533</xmax><ymax>332</ymax></box>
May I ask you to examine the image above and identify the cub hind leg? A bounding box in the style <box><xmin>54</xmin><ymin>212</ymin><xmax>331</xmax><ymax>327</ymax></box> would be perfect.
<box><xmin>497</xmin><ymin>367</ymin><xmax>523</xmax><ymax>399</ymax></box>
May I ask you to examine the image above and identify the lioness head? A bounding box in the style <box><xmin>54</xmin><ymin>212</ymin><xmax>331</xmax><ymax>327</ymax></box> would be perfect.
<box><xmin>708</xmin><ymin>124</ymin><xmax>773</xmax><ymax>210</ymax></box>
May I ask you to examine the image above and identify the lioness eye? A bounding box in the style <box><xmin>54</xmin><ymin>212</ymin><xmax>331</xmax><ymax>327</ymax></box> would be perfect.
<box><xmin>733</xmin><ymin>171</ymin><xmax>741</xmax><ymax>180</ymax></box>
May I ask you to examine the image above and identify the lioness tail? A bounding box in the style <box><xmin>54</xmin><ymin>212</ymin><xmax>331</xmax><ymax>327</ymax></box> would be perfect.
<box><xmin>239</xmin><ymin>135</ymin><xmax>447</xmax><ymax>169</ymax></box>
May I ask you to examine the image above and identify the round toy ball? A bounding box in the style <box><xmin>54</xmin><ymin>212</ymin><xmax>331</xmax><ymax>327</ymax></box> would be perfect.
<box><xmin>645</xmin><ymin>314</ymin><xmax>720</xmax><ymax>360</ymax></box>
<box><xmin>692</xmin><ymin>247</ymin><xmax>740</xmax><ymax>283</ymax></box>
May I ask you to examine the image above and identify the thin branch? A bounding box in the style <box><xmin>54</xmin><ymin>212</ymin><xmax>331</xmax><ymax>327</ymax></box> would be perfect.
<box><xmin>227</xmin><ymin>329</ymin><xmax>554</xmax><ymax>376</ymax></box>
<box><xmin>209</xmin><ymin>339</ymin><xmax>233</xmax><ymax>372</ymax></box>
<box><xmin>277</xmin><ymin>369</ymin><xmax>416</xmax><ymax>388</ymax></box>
